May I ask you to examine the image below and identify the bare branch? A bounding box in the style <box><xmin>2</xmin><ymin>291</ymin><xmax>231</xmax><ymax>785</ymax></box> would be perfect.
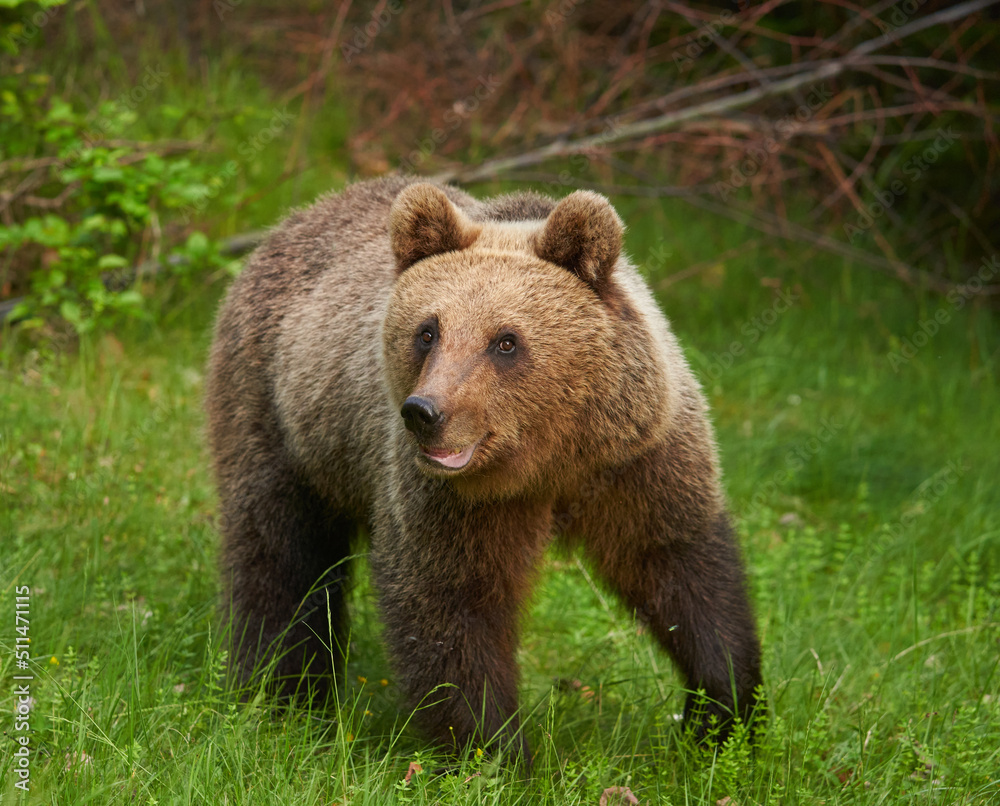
<box><xmin>434</xmin><ymin>0</ymin><xmax>999</xmax><ymax>184</ymax></box>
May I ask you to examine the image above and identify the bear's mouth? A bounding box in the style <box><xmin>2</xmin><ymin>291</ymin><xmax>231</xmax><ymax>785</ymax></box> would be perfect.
<box><xmin>419</xmin><ymin>439</ymin><xmax>482</xmax><ymax>471</ymax></box>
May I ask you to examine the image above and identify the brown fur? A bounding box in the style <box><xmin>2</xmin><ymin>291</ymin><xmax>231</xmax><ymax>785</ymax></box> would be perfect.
<box><xmin>533</xmin><ymin>190</ymin><xmax>624</xmax><ymax>295</ymax></box>
<box><xmin>205</xmin><ymin>177</ymin><xmax>762</xmax><ymax>763</ymax></box>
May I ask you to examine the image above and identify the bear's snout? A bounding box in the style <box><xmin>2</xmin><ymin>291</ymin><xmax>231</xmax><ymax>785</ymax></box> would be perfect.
<box><xmin>400</xmin><ymin>395</ymin><xmax>444</xmax><ymax>440</ymax></box>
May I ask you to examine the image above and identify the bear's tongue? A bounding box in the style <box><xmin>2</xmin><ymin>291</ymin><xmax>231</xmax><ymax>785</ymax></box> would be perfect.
<box><xmin>421</xmin><ymin>443</ymin><xmax>476</xmax><ymax>469</ymax></box>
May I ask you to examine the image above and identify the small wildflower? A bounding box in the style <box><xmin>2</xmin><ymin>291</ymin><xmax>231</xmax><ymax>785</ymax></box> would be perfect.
<box><xmin>475</xmin><ymin>747</ymin><xmax>484</xmax><ymax>760</ymax></box>
<box><xmin>364</xmin><ymin>710</ymin><xmax>373</xmax><ymax>716</ymax></box>
<box><xmin>346</xmin><ymin>733</ymin><xmax>354</xmax><ymax>741</ymax></box>
<box><xmin>380</xmin><ymin>678</ymin><xmax>389</xmax><ymax>687</ymax></box>
<box><xmin>357</xmin><ymin>675</ymin><xmax>367</xmax><ymax>684</ymax></box>
<box><xmin>49</xmin><ymin>656</ymin><xmax>59</xmax><ymax>665</ymax></box>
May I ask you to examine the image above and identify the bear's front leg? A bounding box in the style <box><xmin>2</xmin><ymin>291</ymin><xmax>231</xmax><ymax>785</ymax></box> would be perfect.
<box><xmin>371</xmin><ymin>492</ymin><xmax>550</xmax><ymax>763</ymax></box>
<box><xmin>567</xmin><ymin>443</ymin><xmax>763</xmax><ymax>743</ymax></box>
<box><xmin>633</xmin><ymin>512</ymin><xmax>763</xmax><ymax>741</ymax></box>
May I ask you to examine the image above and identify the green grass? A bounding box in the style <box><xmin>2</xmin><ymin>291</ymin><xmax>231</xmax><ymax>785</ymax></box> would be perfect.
<box><xmin>2</xmin><ymin>199</ymin><xmax>998</xmax><ymax>803</ymax></box>
<box><xmin>2</xmin><ymin>23</ymin><xmax>999</xmax><ymax>801</ymax></box>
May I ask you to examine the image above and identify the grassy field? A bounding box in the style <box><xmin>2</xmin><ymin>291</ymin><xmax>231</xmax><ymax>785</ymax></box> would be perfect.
<box><xmin>2</xmin><ymin>193</ymin><xmax>998</xmax><ymax>803</ymax></box>
<box><xmin>2</xmin><ymin>34</ymin><xmax>999</xmax><ymax>803</ymax></box>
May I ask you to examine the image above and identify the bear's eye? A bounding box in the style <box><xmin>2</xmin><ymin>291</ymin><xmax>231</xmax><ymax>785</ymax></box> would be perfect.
<box><xmin>415</xmin><ymin>319</ymin><xmax>438</xmax><ymax>353</ymax></box>
<box><xmin>497</xmin><ymin>336</ymin><xmax>516</xmax><ymax>354</ymax></box>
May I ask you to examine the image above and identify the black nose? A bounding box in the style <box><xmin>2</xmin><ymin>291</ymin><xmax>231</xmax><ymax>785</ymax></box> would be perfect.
<box><xmin>401</xmin><ymin>395</ymin><xmax>443</xmax><ymax>439</ymax></box>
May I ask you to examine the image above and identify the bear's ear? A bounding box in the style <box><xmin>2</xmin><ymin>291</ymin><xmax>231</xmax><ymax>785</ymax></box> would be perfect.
<box><xmin>390</xmin><ymin>183</ymin><xmax>481</xmax><ymax>273</ymax></box>
<box><xmin>534</xmin><ymin>190</ymin><xmax>624</xmax><ymax>291</ymax></box>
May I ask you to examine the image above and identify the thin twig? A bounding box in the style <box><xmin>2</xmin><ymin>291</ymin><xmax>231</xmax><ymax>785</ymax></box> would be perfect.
<box><xmin>280</xmin><ymin>0</ymin><xmax>353</xmax><ymax>105</ymax></box>
<box><xmin>812</xmin><ymin>87</ymin><xmax>884</xmax><ymax>216</ymax></box>
<box><xmin>859</xmin><ymin>55</ymin><xmax>1000</xmax><ymax>80</ymax></box>
<box><xmin>20</xmin><ymin>184</ymin><xmax>81</xmax><ymax>210</ymax></box>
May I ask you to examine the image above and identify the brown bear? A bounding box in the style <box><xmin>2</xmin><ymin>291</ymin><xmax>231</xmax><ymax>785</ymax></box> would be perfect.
<box><xmin>205</xmin><ymin>176</ymin><xmax>762</xmax><ymax>762</ymax></box>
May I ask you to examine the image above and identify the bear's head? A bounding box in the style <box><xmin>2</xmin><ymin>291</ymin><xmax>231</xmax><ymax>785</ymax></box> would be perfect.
<box><xmin>382</xmin><ymin>182</ymin><xmax>643</xmax><ymax>500</ymax></box>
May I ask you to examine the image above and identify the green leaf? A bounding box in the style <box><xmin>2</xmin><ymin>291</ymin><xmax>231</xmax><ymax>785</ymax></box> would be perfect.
<box><xmin>0</xmin><ymin>224</ymin><xmax>23</xmax><ymax>247</ymax></box>
<box><xmin>59</xmin><ymin>299</ymin><xmax>83</xmax><ymax>326</ymax></box>
<box><xmin>185</xmin><ymin>231</ymin><xmax>210</xmax><ymax>254</ymax></box>
<box><xmin>98</xmin><ymin>254</ymin><xmax>129</xmax><ymax>270</ymax></box>
<box><xmin>82</xmin><ymin>214</ymin><xmax>109</xmax><ymax>232</ymax></box>
<box><xmin>22</xmin><ymin>215</ymin><xmax>70</xmax><ymax>246</ymax></box>
<box><xmin>8</xmin><ymin>301</ymin><xmax>32</xmax><ymax>320</ymax></box>
<box><xmin>45</xmin><ymin>98</ymin><xmax>76</xmax><ymax>123</ymax></box>
<box><xmin>91</xmin><ymin>166</ymin><xmax>125</xmax><ymax>183</ymax></box>
<box><xmin>114</xmin><ymin>289</ymin><xmax>145</xmax><ymax>307</ymax></box>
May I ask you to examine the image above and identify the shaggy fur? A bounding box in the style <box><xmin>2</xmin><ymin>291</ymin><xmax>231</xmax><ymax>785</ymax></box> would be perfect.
<box><xmin>206</xmin><ymin>176</ymin><xmax>763</xmax><ymax>762</ymax></box>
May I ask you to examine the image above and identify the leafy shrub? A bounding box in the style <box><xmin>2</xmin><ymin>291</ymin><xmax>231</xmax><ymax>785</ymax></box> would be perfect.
<box><xmin>1</xmin><ymin>1</ymin><xmax>231</xmax><ymax>334</ymax></box>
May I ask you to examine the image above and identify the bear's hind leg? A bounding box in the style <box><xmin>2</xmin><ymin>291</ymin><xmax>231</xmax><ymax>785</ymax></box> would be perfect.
<box><xmin>219</xmin><ymin>470</ymin><xmax>356</xmax><ymax>699</ymax></box>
